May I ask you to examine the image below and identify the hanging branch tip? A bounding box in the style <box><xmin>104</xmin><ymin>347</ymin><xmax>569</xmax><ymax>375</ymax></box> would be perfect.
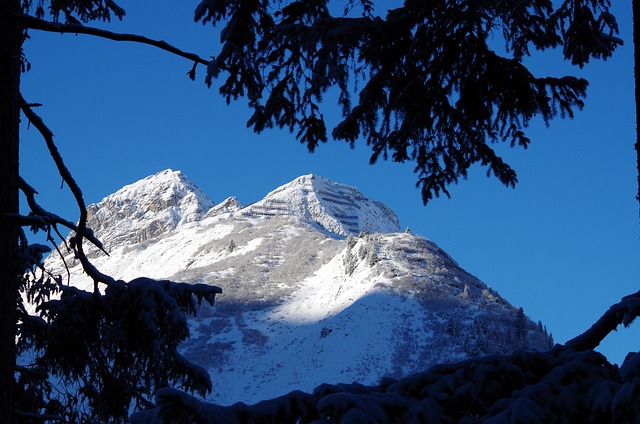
<box><xmin>187</xmin><ymin>61</ymin><xmax>198</xmax><ymax>81</ymax></box>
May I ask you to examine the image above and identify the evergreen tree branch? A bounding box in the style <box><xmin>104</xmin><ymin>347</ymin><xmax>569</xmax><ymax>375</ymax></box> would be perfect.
<box><xmin>137</xmin><ymin>346</ymin><xmax>626</xmax><ymax>423</ymax></box>
<box><xmin>13</xmin><ymin>13</ymin><xmax>210</xmax><ymax>70</ymax></box>
<box><xmin>18</xmin><ymin>97</ymin><xmax>222</xmax><ymax>420</ymax></box>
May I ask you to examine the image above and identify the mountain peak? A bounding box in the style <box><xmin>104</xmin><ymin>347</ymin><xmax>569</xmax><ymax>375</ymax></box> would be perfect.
<box><xmin>85</xmin><ymin>171</ymin><xmax>400</xmax><ymax>250</ymax></box>
<box><xmin>242</xmin><ymin>174</ymin><xmax>400</xmax><ymax>236</ymax></box>
<box><xmin>86</xmin><ymin>169</ymin><xmax>214</xmax><ymax>249</ymax></box>
<box><xmin>42</xmin><ymin>171</ymin><xmax>553</xmax><ymax>406</ymax></box>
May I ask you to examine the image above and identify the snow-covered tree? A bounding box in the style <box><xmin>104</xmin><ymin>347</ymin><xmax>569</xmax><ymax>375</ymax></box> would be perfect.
<box><xmin>132</xmin><ymin>344</ymin><xmax>640</xmax><ymax>423</ymax></box>
<box><xmin>343</xmin><ymin>234</ymin><xmax>358</xmax><ymax>275</ymax></box>
<box><xmin>515</xmin><ymin>306</ymin><xmax>529</xmax><ymax>348</ymax></box>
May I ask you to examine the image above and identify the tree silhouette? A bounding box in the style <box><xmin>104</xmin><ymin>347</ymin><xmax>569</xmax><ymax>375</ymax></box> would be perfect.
<box><xmin>2</xmin><ymin>0</ymin><xmax>639</xmax><ymax>421</ymax></box>
<box><xmin>195</xmin><ymin>0</ymin><xmax>621</xmax><ymax>203</ymax></box>
<box><xmin>2</xmin><ymin>1</ymin><xmax>221</xmax><ymax>421</ymax></box>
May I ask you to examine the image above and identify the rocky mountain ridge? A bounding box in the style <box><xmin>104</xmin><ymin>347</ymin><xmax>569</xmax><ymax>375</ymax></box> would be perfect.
<box><xmin>45</xmin><ymin>170</ymin><xmax>553</xmax><ymax>405</ymax></box>
<box><xmin>241</xmin><ymin>174</ymin><xmax>401</xmax><ymax>236</ymax></box>
<box><xmin>86</xmin><ymin>171</ymin><xmax>401</xmax><ymax>250</ymax></box>
<box><xmin>86</xmin><ymin>169</ymin><xmax>214</xmax><ymax>248</ymax></box>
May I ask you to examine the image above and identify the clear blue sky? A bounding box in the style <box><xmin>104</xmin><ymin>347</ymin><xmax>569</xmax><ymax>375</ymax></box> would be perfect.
<box><xmin>19</xmin><ymin>1</ymin><xmax>639</xmax><ymax>365</ymax></box>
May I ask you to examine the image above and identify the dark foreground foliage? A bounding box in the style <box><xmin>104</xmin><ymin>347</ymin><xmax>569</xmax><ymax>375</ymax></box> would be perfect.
<box><xmin>130</xmin><ymin>289</ymin><xmax>640</xmax><ymax>423</ymax></box>
<box><xmin>7</xmin><ymin>0</ymin><xmax>637</xmax><ymax>422</ymax></box>
<box><xmin>195</xmin><ymin>0</ymin><xmax>621</xmax><ymax>203</ymax></box>
<box><xmin>14</xmin><ymin>81</ymin><xmax>222</xmax><ymax>422</ymax></box>
<box><xmin>132</xmin><ymin>345</ymin><xmax>640</xmax><ymax>423</ymax></box>
<box><xmin>17</xmin><ymin>241</ymin><xmax>221</xmax><ymax>422</ymax></box>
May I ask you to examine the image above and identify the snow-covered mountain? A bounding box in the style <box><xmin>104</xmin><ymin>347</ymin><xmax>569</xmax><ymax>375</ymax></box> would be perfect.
<box><xmin>241</xmin><ymin>174</ymin><xmax>400</xmax><ymax>236</ymax></box>
<box><xmin>44</xmin><ymin>170</ymin><xmax>553</xmax><ymax>405</ymax></box>
<box><xmin>85</xmin><ymin>169</ymin><xmax>214</xmax><ymax>249</ymax></box>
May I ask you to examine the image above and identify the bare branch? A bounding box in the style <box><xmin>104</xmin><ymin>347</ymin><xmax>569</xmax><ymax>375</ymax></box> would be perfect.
<box><xmin>5</xmin><ymin>213</ymin><xmax>49</xmax><ymax>227</ymax></box>
<box><xmin>18</xmin><ymin>161</ymin><xmax>106</xmax><ymax>256</ymax></box>
<box><xmin>20</xmin><ymin>96</ymin><xmax>115</xmax><ymax>289</ymax></box>
<box><xmin>16</xmin><ymin>199</ymin><xmax>74</xmax><ymax>286</ymax></box>
<box><xmin>13</xmin><ymin>13</ymin><xmax>210</xmax><ymax>69</ymax></box>
<box><xmin>14</xmin><ymin>410</ymin><xmax>63</xmax><ymax>422</ymax></box>
<box><xmin>15</xmin><ymin>365</ymin><xmax>48</xmax><ymax>380</ymax></box>
<box><xmin>565</xmin><ymin>290</ymin><xmax>640</xmax><ymax>351</ymax></box>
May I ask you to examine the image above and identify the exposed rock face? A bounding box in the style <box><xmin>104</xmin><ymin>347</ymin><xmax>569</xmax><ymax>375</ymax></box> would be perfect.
<box><xmin>44</xmin><ymin>170</ymin><xmax>553</xmax><ymax>405</ymax></box>
<box><xmin>204</xmin><ymin>196</ymin><xmax>242</xmax><ymax>218</ymax></box>
<box><xmin>85</xmin><ymin>169</ymin><xmax>214</xmax><ymax>249</ymax></box>
<box><xmin>242</xmin><ymin>174</ymin><xmax>401</xmax><ymax>236</ymax></box>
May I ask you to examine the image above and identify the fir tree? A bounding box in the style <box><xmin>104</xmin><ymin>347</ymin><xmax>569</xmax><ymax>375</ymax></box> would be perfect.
<box><xmin>515</xmin><ymin>307</ymin><xmax>527</xmax><ymax>340</ymax></box>
<box><xmin>514</xmin><ymin>306</ymin><xmax>530</xmax><ymax>350</ymax></box>
<box><xmin>195</xmin><ymin>0</ymin><xmax>622</xmax><ymax>203</ymax></box>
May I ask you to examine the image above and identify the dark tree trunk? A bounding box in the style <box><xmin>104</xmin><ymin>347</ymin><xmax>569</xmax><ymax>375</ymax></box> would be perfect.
<box><xmin>635</xmin><ymin>0</ymin><xmax>640</xmax><ymax>206</ymax></box>
<box><xmin>0</xmin><ymin>0</ymin><xmax>21</xmax><ymax>421</ymax></box>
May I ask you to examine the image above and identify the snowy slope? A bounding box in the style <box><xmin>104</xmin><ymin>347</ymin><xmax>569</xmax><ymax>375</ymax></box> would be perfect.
<box><xmin>85</xmin><ymin>169</ymin><xmax>214</xmax><ymax>250</ymax></box>
<box><xmin>42</xmin><ymin>170</ymin><xmax>553</xmax><ymax>405</ymax></box>
<box><xmin>240</xmin><ymin>174</ymin><xmax>400</xmax><ymax>236</ymax></box>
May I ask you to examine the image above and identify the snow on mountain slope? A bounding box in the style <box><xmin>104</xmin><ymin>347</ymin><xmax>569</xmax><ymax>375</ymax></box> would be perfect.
<box><xmin>85</xmin><ymin>169</ymin><xmax>214</xmax><ymax>250</ymax></box>
<box><xmin>42</xmin><ymin>170</ymin><xmax>553</xmax><ymax>405</ymax></box>
<box><xmin>240</xmin><ymin>174</ymin><xmax>400</xmax><ymax>236</ymax></box>
<box><xmin>204</xmin><ymin>196</ymin><xmax>242</xmax><ymax>218</ymax></box>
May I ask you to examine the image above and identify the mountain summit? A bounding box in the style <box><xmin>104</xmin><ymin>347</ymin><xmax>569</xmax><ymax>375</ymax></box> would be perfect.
<box><xmin>44</xmin><ymin>170</ymin><xmax>553</xmax><ymax>405</ymax></box>
<box><xmin>241</xmin><ymin>174</ymin><xmax>400</xmax><ymax>236</ymax></box>
<box><xmin>86</xmin><ymin>169</ymin><xmax>214</xmax><ymax>249</ymax></box>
